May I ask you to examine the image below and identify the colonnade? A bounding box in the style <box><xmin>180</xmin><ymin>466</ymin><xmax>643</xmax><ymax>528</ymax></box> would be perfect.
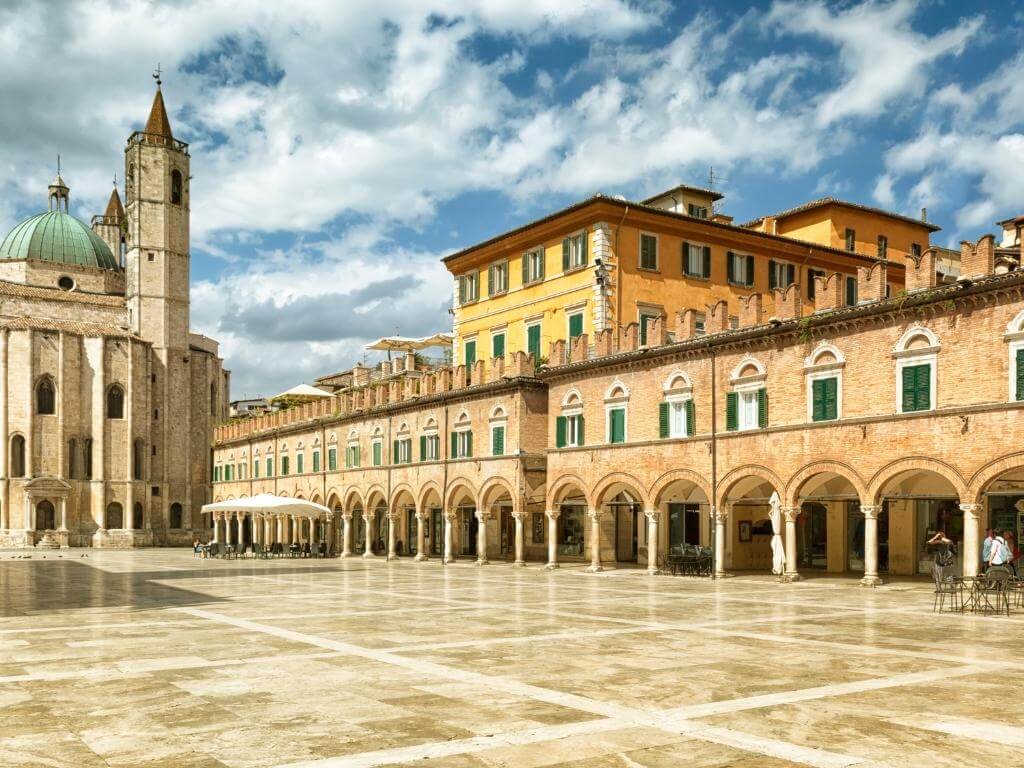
<box><xmin>209</xmin><ymin>510</ymin><xmax>332</xmax><ymax>551</ymax></box>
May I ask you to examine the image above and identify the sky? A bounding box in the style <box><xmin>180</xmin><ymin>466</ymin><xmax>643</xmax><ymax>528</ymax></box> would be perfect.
<box><xmin>0</xmin><ymin>0</ymin><xmax>1022</xmax><ymax>397</ymax></box>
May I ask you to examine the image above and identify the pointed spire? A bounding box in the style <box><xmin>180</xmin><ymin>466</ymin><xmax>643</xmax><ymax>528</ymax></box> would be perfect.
<box><xmin>145</xmin><ymin>82</ymin><xmax>173</xmax><ymax>139</ymax></box>
<box><xmin>104</xmin><ymin>182</ymin><xmax>124</xmax><ymax>221</ymax></box>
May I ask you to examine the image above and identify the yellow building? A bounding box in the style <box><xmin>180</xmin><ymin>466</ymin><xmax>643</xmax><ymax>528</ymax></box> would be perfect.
<box><xmin>444</xmin><ymin>191</ymin><xmax>910</xmax><ymax>366</ymax></box>
<box><xmin>742</xmin><ymin>197</ymin><xmax>939</xmax><ymax>264</ymax></box>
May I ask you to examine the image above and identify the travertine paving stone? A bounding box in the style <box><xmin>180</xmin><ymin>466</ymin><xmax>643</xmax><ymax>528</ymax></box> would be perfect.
<box><xmin>0</xmin><ymin>549</ymin><xmax>1018</xmax><ymax>768</ymax></box>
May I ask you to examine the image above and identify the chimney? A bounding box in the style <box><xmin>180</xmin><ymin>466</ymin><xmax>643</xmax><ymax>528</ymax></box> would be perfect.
<box><xmin>856</xmin><ymin>261</ymin><xmax>887</xmax><ymax>304</ymax></box>
<box><xmin>905</xmin><ymin>248</ymin><xmax>938</xmax><ymax>292</ymax></box>
<box><xmin>405</xmin><ymin>350</ymin><xmax>416</xmax><ymax>372</ymax></box>
<box><xmin>921</xmin><ymin>207</ymin><xmax>927</xmax><ymax>223</ymax></box>
<box><xmin>772</xmin><ymin>284</ymin><xmax>802</xmax><ymax>321</ymax></box>
<box><xmin>352</xmin><ymin>363</ymin><xmax>370</xmax><ymax>387</ymax></box>
<box><xmin>739</xmin><ymin>294</ymin><xmax>764</xmax><ymax>328</ymax></box>
<box><xmin>813</xmin><ymin>272</ymin><xmax>843</xmax><ymax>313</ymax></box>
<box><xmin>705</xmin><ymin>299</ymin><xmax>729</xmax><ymax>334</ymax></box>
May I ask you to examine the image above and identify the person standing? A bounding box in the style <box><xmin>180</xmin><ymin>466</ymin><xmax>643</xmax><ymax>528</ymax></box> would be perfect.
<box><xmin>989</xmin><ymin>530</ymin><xmax>1010</xmax><ymax>570</ymax></box>
<box><xmin>982</xmin><ymin>528</ymin><xmax>995</xmax><ymax>573</ymax></box>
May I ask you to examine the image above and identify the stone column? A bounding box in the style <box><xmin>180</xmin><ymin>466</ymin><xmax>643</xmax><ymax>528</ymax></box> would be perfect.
<box><xmin>545</xmin><ymin>509</ymin><xmax>560</xmax><ymax>570</ymax></box>
<box><xmin>476</xmin><ymin>510</ymin><xmax>490</xmax><ymax>565</ymax></box>
<box><xmin>363</xmin><ymin>511</ymin><xmax>375</xmax><ymax>557</ymax></box>
<box><xmin>443</xmin><ymin>511</ymin><xmax>456</xmax><ymax>564</ymax></box>
<box><xmin>341</xmin><ymin>512</ymin><xmax>352</xmax><ymax>557</ymax></box>
<box><xmin>276</xmin><ymin>514</ymin><xmax>284</xmax><ymax>545</ymax></box>
<box><xmin>512</xmin><ymin>511</ymin><xmax>526</xmax><ymax>567</ymax></box>
<box><xmin>783</xmin><ymin>506</ymin><xmax>801</xmax><ymax>582</ymax></box>
<box><xmin>859</xmin><ymin>505</ymin><xmax>882</xmax><ymax>586</ymax></box>
<box><xmin>238</xmin><ymin>512</ymin><xmax>247</xmax><ymax>550</ymax></box>
<box><xmin>24</xmin><ymin>495</ymin><xmax>32</xmax><ymax>531</ymax></box>
<box><xmin>59</xmin><ymin>497</ymin><xmax>68</xmax><ymax>532</ymax></box>
<box><xmin>587</xmin><ymin>509</ymin><xmax>604</xmax><ymax>572</ymax></box>
<box><xmin>415</xmin><ymin>509</ymin><xmax>428</xmax><ymax>561</ymax></box>
<box><xmin>714</xmin><ymin>507</ymin><xmax>728</xmax><ymax>577</ymax></box>
<box><xmin>645</xmin><ymin>508</ymin><xmax>660</xmax><ymax>575</ymax></box>
<box><xmin>387</xmin><ymin>512</ymin><xmax>398</xmax><ymax>560</ymax></box>
<box><xmin>212</xmin><ymin>513</ymin><xmax>220</xmax><ymax>544</ymax></box>
<box><xmin>960</xmin><ymin>502</ymin><xmax>982</xmax><ymax>578</ymax></box>
<box><xmin>292</xmin><ymin>515</ymin><xmax>300</xmax><ymax>545</ymax></box>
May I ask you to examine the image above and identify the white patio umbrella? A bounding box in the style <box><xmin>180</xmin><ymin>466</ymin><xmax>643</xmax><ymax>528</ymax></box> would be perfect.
<box><xmin>201</xmin><ymin>493</ymin><xmax>332</xmax><ymax>519</ymax></box>
<box><xmin>769</xmin><ymin>491</ymin><xmax>786</xmax><ymax>576</ymax></box>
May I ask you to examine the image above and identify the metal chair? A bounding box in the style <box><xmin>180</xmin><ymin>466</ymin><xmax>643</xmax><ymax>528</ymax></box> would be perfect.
<box><xmin>976</xmin><ymin>566</ymin><xmax>1012</xmax><ymax>616</ymax></box>
<box><xmin>932</xmin><ymin>562</ymin><xmax>963</xmax><ymax>613</ymax></box>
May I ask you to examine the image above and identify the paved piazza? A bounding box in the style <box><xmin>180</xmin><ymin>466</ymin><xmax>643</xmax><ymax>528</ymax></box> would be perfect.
<box><xmin>0</xmin><ymin>552</ymin><xmax>1018</xmax><ymax>768</ymax></box>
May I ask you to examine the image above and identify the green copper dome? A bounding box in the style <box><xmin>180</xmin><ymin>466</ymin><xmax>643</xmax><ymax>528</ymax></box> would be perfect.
<box><xmin>0</xmin><ymin>210</ymin><xmax>120</xmax><ymax>271</ymax></box>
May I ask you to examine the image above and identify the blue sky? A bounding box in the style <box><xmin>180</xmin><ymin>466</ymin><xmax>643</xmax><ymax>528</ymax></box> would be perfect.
<box><xmin>0</xmin><ymin>0</ymin><xmax>1022</xmax><ymax>396</ymax></box>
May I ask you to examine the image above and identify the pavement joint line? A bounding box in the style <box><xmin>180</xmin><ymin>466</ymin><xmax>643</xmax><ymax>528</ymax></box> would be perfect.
<box><xmin>179</xmin><ymin>606</ymin><xmax>885</xmax><ymax>768</ymax></box>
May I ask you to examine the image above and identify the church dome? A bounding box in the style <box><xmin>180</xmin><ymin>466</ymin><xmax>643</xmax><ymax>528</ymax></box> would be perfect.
<box><xmin>0</xmin><ymin>209</ymin><xmax>120</xmax><ymax>272</ymax></box>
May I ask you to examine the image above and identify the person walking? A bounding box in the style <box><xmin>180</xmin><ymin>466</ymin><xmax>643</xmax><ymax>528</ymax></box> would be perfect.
<box><xmin>982</xmin><ymin>528</ymin><xmax>995</xmax><ymax>573</ymax></box>
<box><xmin>989</xmin><ymin>530</ymin><xmax>1011</xmax><ymax>570</ymax></box>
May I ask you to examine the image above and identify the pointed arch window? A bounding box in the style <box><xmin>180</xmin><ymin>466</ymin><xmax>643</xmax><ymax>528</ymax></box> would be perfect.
<box><xmin>36</xmin><ymin>377</ymin><xmax>56</xmax><ymax>415</ymax></box>
<box><xmin>133</xmin><ymin>502</ymin><xmax>145</xmax><ymax>529</ymax></box>
<box><xmin>171</xmin><ymin>169</ymin><xmax>183</xmax><ymax>205</ymax></box>
<box><xmin>68</xmin><ymin>437</ymin><xmax>77</xmax><ymax>479</ymax></box>
<box><xmin>107</xmin><ymin>385</ymin><xmax>125</xmax><ymax>419</ymax></box>
<box><xmin>169</xmin><ymin>502</ymin><xmax>183</xmax><ymax>529</ymax></box>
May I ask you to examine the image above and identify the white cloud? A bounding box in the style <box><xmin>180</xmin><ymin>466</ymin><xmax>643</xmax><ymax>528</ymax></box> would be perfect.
<box><xmin>872</xmin><ymin>173</ymin><xmax>895</xmax><ymax>207</ymax></box>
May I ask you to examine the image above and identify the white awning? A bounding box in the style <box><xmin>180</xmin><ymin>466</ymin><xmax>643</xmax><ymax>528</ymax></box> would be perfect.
<box><xmin>364</xmin><ymin>333</ymin><xmax>453</xmax><ymax>352</ymax></box>
<box><xmin>201</xmin><ymin>493</ymin><xmax>332</xmax><ymax>519</ymax></box>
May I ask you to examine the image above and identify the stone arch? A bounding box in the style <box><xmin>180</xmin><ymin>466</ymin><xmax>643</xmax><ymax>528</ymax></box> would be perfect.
<box><xmin>894</xmin><ymin>325</ymin><xmax>940</xmax><ymax>353</ymax></box>
<box><xmin>326</xmin><ymin>489</ymin><xmax>343</xmax><ymax>511</ymax></box>
<box><xmin>967</xmin><ymin>452</ymin><xmax>1024</xmax><ymax>503</ymax></box>
<box><xmin>309</xmin><ymin>492</ymin><xmax>322</xmax><ymax>505</ymax></box>
<box><xmin>546</xmin><ymin>473</ymin><xmax>591</xmax><ymax>508</ymax></box>
<box><xmin>662</xmin><ymin>369</ymin><xmax>693</xmax><ymax>392</ymax></box>
<box><xmin>649</xmin><ymin>468</ymin><xmax>712</xmax><ymax>507</ymax></box>
<box><xmin>603</xmin><ymin>379</ymin><xmax>630</xmax><ymax>401</ymax></box>
<box><xmin>445</xmin><ymin>479</ymin><xmax>478</xmax><ymax>512</ymax></box>
<box><xmin>804</xmin><ymin>342</ymin><xmax>846</xmax><ymax>368</ymax></box>
<box><xmin>343</xmin><ymin>488</ymin><xmax>364</xmax><ymax>513</ymax></box>
<box><xmin>560</xmin><ymin>387</ymin><xmax>584</xmax><ymax>407</ymax></box>
<box><xmin>389</xmin><ymin>482</ymin><xmax>417</xmax><ymax>509</ymax></box>
<box><xmin>365</xmin><ymin>485</ymin><xmax>388</xmax><ymax>509</ymax></box>
<box><xmin>730</xmin><ymin>355</ymin><xmax>766</xmax><ymax>381</ymax></box>
<box><xmin>785</xmin><ymin>460</ymin><xmax>868</xmax><ymax>508</ymax></box>
<box><xmin>417</xmin><ymin>481</ymin><xmax>443</xmax><ymax>512</ymax></box>
<box><xmin>478</xmin><ymin>476</ymin><xmax>517</xmax><ymax>511</ymax></box>
<box><xmin>717</xmin><ymin>464</ymin><xmax>784</xmax><ymax>508</ymax></box>
<box><xmin>1005</xmin><ymin>309</ymin><xmax>1024</xmax><ymax>336</ymax></box>
<box><xmin>592</xmin><ymin>472</ymin><xmax>650</xmax><ymax>508</ymax></box>
<box><xmin>868</xmin><ymin>456</ymin><xmax>966</xmax><ymax>504</ymax></box>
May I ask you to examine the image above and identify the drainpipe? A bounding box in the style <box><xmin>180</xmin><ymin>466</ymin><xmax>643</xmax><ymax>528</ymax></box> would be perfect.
<box><xmin>709</xmin><ymin>342</ymin><xmax>718</xmax><ymax>580</ymax></box>
<box><xmin>613</xmin><ymin>204</ymin><xmax>629</xmax><ymax>336</ymax></box>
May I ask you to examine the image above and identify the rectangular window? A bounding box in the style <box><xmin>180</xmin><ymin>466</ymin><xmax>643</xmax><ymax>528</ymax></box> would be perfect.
<box><xmin>328</xmin><ymin>447</ymin><xmax>337</xmax><ymax>471</ymax></box>
<box><xmin>901</xmin><ymin>363</ymin><xmax>931</xmax><ymax>413</ymax></box>
<box><xmin>608</xmin><ymin>407</ymin><xmax>626</xmax><ymax>444</ymax></box>
<box><xmin>372</xmin><ymin>440</ymin><xmax>382</xmax><ymax>467</ymax></box>
<box><xmin>768</xmin><ymin>260</ymin><xmax>796</xmax><ymax>290</ymax></box>
<box><xmin>727</xmin><ymin>389</ymin><xmax>767</xmax><ymax>431</ymax></box>
<box><xmin>639</xmin><ymin>313</ymin><xmax>659</xmax><ymax>346</ymax></box>
<box><xmin>877</xmin><ymin>235</ymin><xmax>888</xmax><ymax>259</ymax></box>
<box><xmin>346</xmin><ymin>445</ymin><xmax>360</xmax><ymax>468</ymax></box>
<box><xmin>464</xmin><ymin>339</ymin><xmax>477</xmax><ymax>366</ymax></box>
<box><xmin>845</xmin><ymin>276</ymin><xmax>858</xmax><ymax>306</ymax></box>
<box><xmin>562</xmin><ymin>231</ymin><xmax>588</xmax><ymax>271</ymax></box>
<box><xmin>694</xmin><ymin>313</ymin><xmax>706</xmax><ymax>337</ymax></box>
<box><xmin>491</xmin><ymin>331</ymin><xmax>505</xmax><ymax>359</ymax></box>
<box><xmin>682</xmin><ymin>242</ymin><xmax>711</xmax><ymax>278</ymax></box>
<box><xmin>687</xmin><ymin>203</ymin><xmax>708</xmax><ymax>219</ymax></box>
<box><xmin>1017</xmin><ymin>348</ymin><xmax>1024</xmax><ymax>402</ymax></box>
<box><xmin>296</xmin><ymin>453</ymin><xmax>304</xmax><ymax>474</ymax></box>
<box><xmin>421</xmin><ymin>434</ymin><xmax>440</xmax><ymax>461</ymax></box>
<box><xmin>458</xmin><ymin>272</ymin><xmax>479</xmax><ymax>304</ymax></box>
<box><xmin>555</xmin><ymin>415</ymin><xmax>585</xmax><ymax>448</ymax></box>
<box><xmin>807</xmin><ymin>268</ymin><xmax>826</xmax><ymax>300</ymax></box>
<box><xmin>526</xmin><ymin>323</ymin><xmax>541</xmax><ymax>360</ymax></box>
<box><xmin>639</xmin><ymin>233</ymin><xmax>658</xmax><ymax>270</ymax></box>
<box><xmin>727</xmin><ymin>252</ymin><xmax>754</xmax><ymax>287</ymax></box>
<box><xmin>659</xmin><ymin>400</ymin><xmax>694</xmax><ymax>438</ymax></box>
<box><xmin>394</xmin><ymin>438</ymin><xmax>412</xmax><ymax>464</ymax></box>
<box><xmin>312</xmin><ymin>451</ymin><xmax>320</xmax><ymax>473</ymax></box>
<box><xmin>488</xmin><ymin>260</ymin><xmax>508</xmax><ymax>295</ymax></box>
<box><xmin>281</xmin><ymin>456</ymin><xmax>289</xmax><ymax>475</ymax></box>
<box><xmin>845</xmin><ymin>228</ymin><xmax>856</xmax><ymax>252</ymax></box>
<box><xmin>811</xmin><ymin>377</ymin><xmax>839</xmax><ymax>422</ymax></box>
<box><xmin>568</xmin><ymin>312</ymin><xmax>583</xmax><ymax>341</ymax></box>
<box><xmin>452</xmin><ymin>430</ymin><xmax>473</xmax><ymax>459</ymax></box>
<box><xmin>253</xmin><ymin>460</ymin><xmax>259</xmax><ymax>479</ymax></box>
<box><xmin>266</xmin><ymin>457</ymin><xmax>273</xmax><ymax>477</ymax></box>
<box><xmin>523</xmin><ymin>248</ymin><xmax>545</xmax><ymax>284</ymax></box>
<box><xmin>491</xmin><ymin>425</ymin><xmax>505</xmax><ymax>456</ymax></box>
<box><xmin>911</xmin><ymin>243</ymin><xmax>922</xmax><ymax>259</ymax></box>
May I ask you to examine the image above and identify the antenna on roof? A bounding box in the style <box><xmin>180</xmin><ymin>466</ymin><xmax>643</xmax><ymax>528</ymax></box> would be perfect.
<box><xmin>707</xmin><ymin>166</ymin><xmax>726</xmax><ymax>216</ymax></box>
<box><xmin>153</xmin><ymin>63</ymin><xmax>162</xmax><ymax>87</ymax></box>
<box><xmin>57</xmin><ymin>154</ymin><xmax>61</xmax><ymax>176</ymax></box>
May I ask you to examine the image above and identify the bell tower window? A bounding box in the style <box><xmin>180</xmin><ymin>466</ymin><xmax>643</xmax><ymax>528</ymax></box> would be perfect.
<box><xmin>171</xmin><ymin>170</ymin><xmax>182</xmax><ymax>205</ymax></box>
<box><xmin>36</xmin><ymin>377</ymin><xmax>56</xmax><ymax>415</ymax></box>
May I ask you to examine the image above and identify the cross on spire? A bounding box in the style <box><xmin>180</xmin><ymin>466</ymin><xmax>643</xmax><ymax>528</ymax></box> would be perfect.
<box><xmin>56</xmin><ymin>153</ymin><xmax>61</xmax><ymax>176</ymax></box>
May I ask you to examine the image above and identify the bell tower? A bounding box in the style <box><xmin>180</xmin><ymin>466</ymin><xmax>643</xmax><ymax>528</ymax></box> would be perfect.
<box><xmin>124</xmin><ymin>74</ymin><xmax>192</xmax><ymax>535</ymax></box>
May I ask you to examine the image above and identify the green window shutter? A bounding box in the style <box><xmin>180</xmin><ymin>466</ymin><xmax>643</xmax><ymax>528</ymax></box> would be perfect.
<box><xmin>1017</xmin><ymin>349</ymin><xmax>1024</xmax><ymax>401</ymax></box>
<box><xmin>556</xmin><ymin>415</ymin><xmax>567</xmax><ymax>448</ymax></box>
<box><xmin>757</xmin><ymin>388</ymin><xmax>768</xmax><ymax>428</ymax></box>
<box><xmin>824</xmin><ymin>377</ymin><xmax>838</xmax><ymax>420</ymax></box>
<box><xmin>492</xmin><ymin>333</ymin><xmax>504</xmax><ymax>359</ymax></box>
<box><xmin>609</xmin><ymin>408</ymin><xmax>625</xmax><ymax>444</ymax></box>
<box><xmin>329</xmin><ymin>448</ymin><xmax>336</xmax><ymax>471</ymax></box>
<box><xmin>916</xmin><ymin>365</ymin><xmax>931</xmax><ymax>411</ymax></box>
<box><xmin>266</xmin><ymin>457</ymin><xmax>272</xmax><ymax>476</ymax></box>
<box><xmin>392</xmin><ymin>440</ymin><xmax>399</xmax><ymax>463</ymax></box>
<box><xmin>658</xmin><ymin>402</ymin><xmax>670</xmax><ymax>439</ymax></box>
<box><xmin>476</xmin><ymin>271</ymin><xmax>482</xmax><ymax>300</ymax></box>
<box><xmin>465</xmin><ymin>340</ymin><xmax>476</xmax><ymax>366</ymax></box>
<box><xmin>466</xmin><ymin>431</ymin><xmax>473</xmax><ymax>457</ymax></box>
<box><xmin>420</xmin><ymin>435</ymin><xmax>427</xmax><ymax>461</ymax></box>
<box><xmin>768</xmin><ymin>260</ymin><xmax>778</xmax><ymax>290</ymax></box>
<box><xmin>578</xmin><ymin>415</ymin><xmax>585</xmax><ymax>445</ymax></box>
<box><xmin>450</xmin><ymin>432</ymin><xmax>458</xmax><ymax>458</ymax></box>
<box><xmin>297</xmin><ymin>454</ymin><xmax>304</xmax><ymax>474</ymax></box>
<box><xmin>639</xmin><ymin>315</ymin><xmax>649</xmax><ymax>346</ymax></box>
<box><xmin>702</xmin><ymin>246</ymin><xmax>711</xmax><ymax>278</ymax></box>
<box><xmin>527</xmin><ymin>324</ymin><xmax>540</xmax><ymax>358</ymax></box>
<box><xmin>902</xmin><ymin>365</ymin><xmax>919</xmax><ymax>412</ymax></box>
<box><xmin>522</xmin><ymin>254</ymin><xmax>529</xmax><ymax>285</ymax></box>
<box><xmin>812</xmin><ymin>379</ymin><xmax>824</xmax><ymax>422</ymax></box>
<box><xmin>492</xmin><ymin>426</ymin><xmax>504</xmax><ymax>456</ymax></box>
<box><xmin>356</xmin><ymin>446</ymin><xmax>361</xmax><ymax>467</ymax></box>
<box><xmin>726</xmin><ymin>391</ymin><xmax>738</xmax><ymax>431</ymax></box>
<box><xmin>746</xmin><ymin>255</ymin><xmax>754</xmax><ymax>286</ymax></box>
<box><xmin>569</xmin><ymin>313</ymin><xmax>583</xmax><ymax>339</ymax></box>
<box><xmin>562</xmin><ymin>237</ymin><xmax>570</xmax><ymax>271</ymax></box>
<box><xmin>726</xmin><ymin>251</ymin><xmax>734</xmax><ymax>283</ymax></box>
<box><xmin>685</xmin><ymin>399</ymin><xmax>695</xmax><ymax>436</ymax></box>
<box><xmin>458</xmin><ymin>276</ymin><xmax>466</xmax><ymax>305</ymax></box>
<box><xmin>253</xmin><ymin>461</ymin><xmax>258</xmax><ymax>478</ymax></box>
<box><xmin>681</xmin><ymin>241</ymin><xmax>689</xmax><ymax>275</ymax></box>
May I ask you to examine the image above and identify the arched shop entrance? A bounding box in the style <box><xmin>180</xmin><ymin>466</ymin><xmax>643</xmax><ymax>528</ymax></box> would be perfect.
<box><xmin>875</xmin><ymin>467</ymin><xmax>962</xmax><ymax>576</ymax></box>
<box><xmin>791</xmin><ymin>469</ymin><xmax>867</xmax><ymax>575</ymax></box>
<box><xmin>981</xmin><ymin>466</ymin><xmax>1024</xmax><ymax>556</ymax></box>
